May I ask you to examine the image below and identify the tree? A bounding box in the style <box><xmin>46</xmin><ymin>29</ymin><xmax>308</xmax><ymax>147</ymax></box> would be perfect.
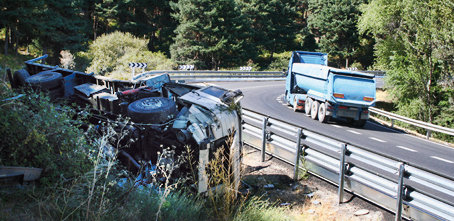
<box><xmin>247</xmin><ymin>0</ymin><xmax>301</xmax><ymax>64</ymax></box>
<box><xmin>306</xmin><ymin>0</ymin><xmax>366</xmax><ymax>68</ymax></box>
<box><xmin>358</xmin><ymin>0</ymin><xmax>454</xmax><ymax>124</ymax></box>
<box><xmin>170</xmin><ymin>0</ymin><xmax>253</xmax><ymax>70</ymax></box>
<box><xmin>0</xmin><ymin>0</ymin><xmax>38</xmax><ymax>56</ymax></box>
<box><xmin>30</xmin><ymin>0</ymin><xmax>89</xmax><ymax>64</ymax></box>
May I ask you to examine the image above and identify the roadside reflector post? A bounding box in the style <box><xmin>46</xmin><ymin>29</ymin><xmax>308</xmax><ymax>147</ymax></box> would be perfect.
<box><xmin>338</xmin><ymin>144</ymin><xmax>347</xmax><ymax>204</ymax></box>
<box><xmin>426</xmin><ymin>130</ymin><xmax>432</xmax><ymax>140</ymax></box>
<box><xmin>261</xmin><ymin>117</ymin><xmax>269</xmax><ymax>162</ymax></box>
<box><xmin>293</xmin><ymin>128</ymin><xmax>303</xmax><ymax>180</ymax></box>
<box><xmin>396</xmin><ymin>163</ymin><xmax>405</xmax><ymax>221</ymax></box>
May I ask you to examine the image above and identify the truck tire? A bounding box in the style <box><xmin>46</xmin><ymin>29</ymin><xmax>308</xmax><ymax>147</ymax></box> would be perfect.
<box><xmin>311</xmin><ymin>101</ymin><xmax>319</xmax><ymax>120</ymax></box>
<box><xmin>305</xmin><ymin>98</ymin><xmax>313</xmax><ymax>116</ymax></box>
<box><xmin>127</xmin><ymin>97</ymin><xmax>177</xmax><ymax>124</ymax></box>
<box><xmin>25</xmin><ymin>71</ymin><xmax>63</xmax><ymax>90</ymax></box>
<box><xmin>354</xmin><ymin>119</ymin><xmax>367</xmax><ymax>128</ymax></box>
<box><xmin>318</xmin><ymin>102</ymin><xmax>330</xmax><ymax>123</ymax></box>
<box><xmin>293</xmin><ymin>97</ymin><xmax>298</xmax><ymax>112</ymax></box>
<box><xmin>12</xmin><ymin>69</ymin><xmax>30</xmax><ymax>88</ymax></box>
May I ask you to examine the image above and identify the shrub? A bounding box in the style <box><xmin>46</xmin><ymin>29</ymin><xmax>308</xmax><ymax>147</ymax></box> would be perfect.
<box><xmin>86</xmin><ymin>31</ymin><xmax>176</xmax><ymax>77</ymax></box>
<box><xmin>0</xmin><ymin>85</ymin><xmax>94</xmax><ymax>186</ymax></box>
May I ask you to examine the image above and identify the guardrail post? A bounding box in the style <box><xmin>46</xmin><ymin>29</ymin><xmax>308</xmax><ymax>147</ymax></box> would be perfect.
<box><xmin>261</xmin><ymin>117</ymin><xmax>268</xmax><ymax>162</ymax></box>
<box><xmin>426</xmin><ymin>130</ymin><xmax>432</xmax><ymax>140</ymax></box>
<box><xmin>391</xmin><ymin>119</ymin><xmax>394</xmax><ymax>128</ymax></box>
<box><xmin>293</xmin><ymin>128</ymin><xmax>303</xmax><ymax>180</ymax></box>
<box><xmin>396</xmin><ymin>163</ymin><xmax>405</xmax><ymax>221</ymax></box>
<box><xmin>338</xmin><ymin>144</ymin><xmax>347</xmax><ymax>204</ymax></box>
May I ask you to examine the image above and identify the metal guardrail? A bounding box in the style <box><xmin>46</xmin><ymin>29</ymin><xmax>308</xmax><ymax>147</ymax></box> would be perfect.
<box><xmin>132</xmin><ymin>70</ymin><xmax>285</xmax><ymax>81</ymax></box>
<box><xmin>370</xmin><ymin>107</ymin><xmax>454</xmax><ymax>139</ymax></box>
<box><xmin>241</xmin><ymin>108</ymin><xmax>454</xmax><ymax>221</ymax></box>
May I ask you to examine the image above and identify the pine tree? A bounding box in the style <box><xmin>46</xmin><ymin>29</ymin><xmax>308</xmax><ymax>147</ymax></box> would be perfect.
<box><xmin>247</xmin><ymin>0</ymin><xmax>301</xmax><ymax>64</ymax></box>
<box><xmin>307</xmin><ymin>0</ymin><xmax>365</xmax><ymax>68</ymax></box>
<box><xmin>170</xmin><ymin>0</ymin><xmax>252</xmax><ymax>70</ymax></box>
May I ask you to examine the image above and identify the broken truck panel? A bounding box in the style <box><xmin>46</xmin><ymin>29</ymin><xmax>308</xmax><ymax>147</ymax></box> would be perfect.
<box><xmin>10</xmin><ymin>55</ymin><xmax>243</xmax><ymax>193</ymax></box>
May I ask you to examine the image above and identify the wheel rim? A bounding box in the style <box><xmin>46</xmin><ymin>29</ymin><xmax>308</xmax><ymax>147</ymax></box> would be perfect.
<box><xmin>140</xmin><ymin>98</ymin><xmax>163</xmax><ymax>109</ymax></box>
<box><xmin>293</xmin><ymin>98</ymin><xmax>297</xmax><ymax>112</ymax></box>
<box><xmin>305</xmin><ymin>98</ymin><xmax>312</xmax><ymax>115</ymax></box>
<box><xmin>311</xmin><ymin>101</ymin><xmax>319</xmax><ymax>119</ymax></box>
<box><xmin>318</xmin><ymin>103</ymin><xmax>327</xmax><ymax>122</ymax></box>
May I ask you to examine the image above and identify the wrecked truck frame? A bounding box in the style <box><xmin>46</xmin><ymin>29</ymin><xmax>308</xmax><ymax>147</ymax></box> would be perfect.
<box><xmin>8</xmin><ymin>55</ymin><xmax>244</xmax><ymax>193</ymax></box>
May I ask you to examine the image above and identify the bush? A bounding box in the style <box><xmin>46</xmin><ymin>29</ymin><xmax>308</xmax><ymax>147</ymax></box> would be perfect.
<box><xmin>0</xmin><ymin>85</ymin><xmax>94</xmax><ymax>186</ymax></box>
<box><xmin>86</xmin><ymin>31</ymin><xmax>176</xmax><ymax>78</ymax></box>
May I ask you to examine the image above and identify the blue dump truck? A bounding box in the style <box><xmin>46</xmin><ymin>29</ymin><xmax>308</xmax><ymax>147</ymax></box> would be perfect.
<box><xmin>284</xmin><ymin>51</ymin><xmax>376</xmax><ymax>127</ymax></box>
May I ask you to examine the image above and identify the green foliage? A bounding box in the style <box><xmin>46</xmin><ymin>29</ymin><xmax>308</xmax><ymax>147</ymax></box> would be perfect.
<box><xmin>245</xmin><ymin>0</ymin><xmax>301</xmax><ymax>64</ymax></box>
<box><xmin>307</xmin><ymin>0</ymin><xmax>367</xmax><ymax>68</ymax></box>
<box><xmin>0</xmin><ymin>86</ymin><xmax>94</xmax><ymax>186</ymax></box>
<box><xmin>170</xmin><ymin>0</ymin><xmax>253</xmax><ymax>70</ymax></box>
<box><xmin>359</xmin><ymin>0</ymin><xmax>454</xmax><ymax>123</ymax></box>
<box><xmin>86</xmin><ymin>31</ymin><xmax>176</xmax><ymax>78</ymax></box>
<box><xmin>266</xmin><ymin>51</ymin><xmax>292</xmax><ymax>71</ymax></box>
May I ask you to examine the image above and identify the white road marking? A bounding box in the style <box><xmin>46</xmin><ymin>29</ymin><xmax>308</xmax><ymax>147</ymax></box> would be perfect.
<box><xmin>332</xmin><ymin>125</ymin><xmax>343</xmax><ymax>128</ymax></box>
<box><xmin>347</xmin><ymin>130</ymin><xmax>362</xmax><ymax>135</ymax></box>
<box><xmin>368</xmin><ymin>121</ymin><xmax>454</xmax><ymax>151</ymax></box>
<box><xmin>396</xmin><ymin>146</ymin><xmax>418</xmax><ymax>152</ymax></box>
<box><xmin>430</xmin><ymin>156</ymin><xmax>454</xmax><ymax>164</ymax></box>
<box><xmin>369</xmin><ymin>137</ymin><xmax>386</xmax><ymax>143</ymax></box>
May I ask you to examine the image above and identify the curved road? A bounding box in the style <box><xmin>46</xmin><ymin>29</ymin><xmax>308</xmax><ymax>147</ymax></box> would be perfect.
<box><xmin>211</xmin><ymin>81</ymin><xmax>454</xmax><ymax>180</ymax></box>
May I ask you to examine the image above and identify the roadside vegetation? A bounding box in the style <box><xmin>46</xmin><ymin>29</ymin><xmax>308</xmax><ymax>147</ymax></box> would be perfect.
<box><xmin>0</xmin><ymin>63</ymin><xmax>297</xmax><ymax>220</ymax></box>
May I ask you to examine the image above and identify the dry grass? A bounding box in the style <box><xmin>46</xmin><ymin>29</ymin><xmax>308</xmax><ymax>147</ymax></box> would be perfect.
<box><xmin>375</xmin><ymin>90</ymin><xmax>393</xmax><ymax>103</ymax></box>
<box><xmin>241</xmin><ymin>146</ymin><xmax>386</xmax><ymax>221</ymax></box>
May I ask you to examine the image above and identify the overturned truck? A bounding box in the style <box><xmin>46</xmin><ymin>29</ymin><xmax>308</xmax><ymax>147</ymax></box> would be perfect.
<box><xmin>8</xmin><ymin>55</ymin><xmax>244</xmax><ymax>193</ymax></box>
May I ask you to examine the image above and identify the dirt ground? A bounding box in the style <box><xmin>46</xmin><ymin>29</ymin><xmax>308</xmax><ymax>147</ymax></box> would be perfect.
<box><xmin>241</xmin><ymin>145</ymin><xmax>395</xmax><ymax>221</ymax></box>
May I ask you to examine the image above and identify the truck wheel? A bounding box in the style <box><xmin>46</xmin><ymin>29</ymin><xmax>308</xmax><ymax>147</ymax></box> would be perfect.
<box><xmin>354</xmin><ymin>119</ymin><xmax>367</xmax><ymax>128</ymax></box>
<box><xmin>305</xmin><ymin>98</ymin><xmax>313</xmax><ymax>115</ymax></box>
<box><xmin>127</xmin><ymin>97</ymin><xmax>177</xmax><ymax>124</ymax></box>
<box><xmin>311</xmin><ymin>101</ymin><xmax>319</xmax><ymax>120</ymax></box>
<box><xmin>12</xmin><ymin>69</ymin><xmax>30</xmax><ymax>88</ymax></box>
<box><xmin>318</xmin><ymin>102</ymin><xmax>330</xmax><ymax>123</ymax></box>
<box><xmin>25</xmin><ymin>71</ymin><xmax>63</xmax><ymax>90</ymax></box>
<box><xmin>346</xmin><ymin>118</ymin><xmax>354</xmax><ymax>124</ymax></box>
<box><xmin>293</xmin><ymin>97</ymin><xmax>298</xmax><ymax>112</ymax></box>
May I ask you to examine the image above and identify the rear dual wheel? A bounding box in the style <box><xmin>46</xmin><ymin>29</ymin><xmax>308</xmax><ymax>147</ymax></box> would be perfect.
<box><xmin>310</xmin><ymin>100</ymin><xmax>329</xmax><ymax>123</ymax></box>
<box><xmin>305</xmin><ymin>98</ymin><xmax>313</xmax><ymax>115</ymax></box>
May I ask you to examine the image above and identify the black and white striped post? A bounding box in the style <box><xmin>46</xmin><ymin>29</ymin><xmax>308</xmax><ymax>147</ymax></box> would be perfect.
<box><xmin>129</xmin><ymin>63</ymin><xmax>147</xmax><ymax>79</ymax></box>
<box><xmin>178</xmin><ymin>65</ymin><xmax>195</xmax><ymax>70</ymax></box>
<box><xmin>240</xmin><ymin>66</ymin><xmax>252</xmax><ymax>71</ymax></box>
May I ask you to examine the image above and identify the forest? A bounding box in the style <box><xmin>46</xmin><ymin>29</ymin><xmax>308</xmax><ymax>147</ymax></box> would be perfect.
<box><xmin>1</xmin><ymin>0</ymin><xmax>454</xmax><ymax>132</ymax></box>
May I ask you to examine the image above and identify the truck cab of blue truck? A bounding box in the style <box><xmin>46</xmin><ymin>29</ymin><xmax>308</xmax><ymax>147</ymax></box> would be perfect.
<box><xmin>284</xmin><ymin>51</ymin><xmax>376</xmax><ymax>127</ymax></box>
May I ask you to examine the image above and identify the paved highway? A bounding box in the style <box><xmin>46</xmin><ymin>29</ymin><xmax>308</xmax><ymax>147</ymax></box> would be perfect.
<box><xmin>211</xmin><ymin>80</ymin><xmax>454</xmax><ymax>179</ymax></box>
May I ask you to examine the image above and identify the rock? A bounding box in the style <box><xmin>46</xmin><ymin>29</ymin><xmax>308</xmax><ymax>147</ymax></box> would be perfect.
<box><xmin>312</xmin><ymin>200</ymin><xmax>321</xmax><ymax>205</ymax></box>
<box><xmin>306</xmin><ymin>209</ymin><xmax>316</xmax><ymax>214</ymax></box>
<box><xmin>303</xmin><ymin>192</ymin><xmax>314</xmax><ymax>198</ymax></box>
<box><xmin>292</xmin><ymin>185</ymin><xmax>303</xmax><ymax>191</ymax></box>
<box><xmin>354</xmin><ymin>209</ymin><xmax>370</xmax><ymax>216</ymax></box>
<box><xmin>264</xmin><ymin>184</ymin><xmax>274</xmax><ymax>189</ymax></box>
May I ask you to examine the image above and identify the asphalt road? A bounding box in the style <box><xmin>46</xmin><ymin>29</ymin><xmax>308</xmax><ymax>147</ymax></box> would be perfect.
<box><xmin>208</xmin><ymin>80</ymin><xmax>454</xmax><ymax>203</ymax></box>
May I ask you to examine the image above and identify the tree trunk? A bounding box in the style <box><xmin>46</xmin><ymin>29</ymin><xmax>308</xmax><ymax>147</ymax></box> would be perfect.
<box><xmin>15</xmin><ymin>29</ymin><xmax>19</xmax><ymax>57</ymax></box>
<box><xmin>42</xmin><ymin>39</ymin><xmax>48</xmax><ymax>64</ymax></box>
<box><xmin>269</xmin><ymin>43</ymin><xmax>276</xmax><ymax>64</ymax></box>
<box><xmin>94</xmin><ymin>15</ymin><xmax>98</xmax><ymax>40</ymax></box>
<box><xmin>4</xmin><ymin>27</ymin><xmax>9</xmax><ymax>56</ymax></box>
